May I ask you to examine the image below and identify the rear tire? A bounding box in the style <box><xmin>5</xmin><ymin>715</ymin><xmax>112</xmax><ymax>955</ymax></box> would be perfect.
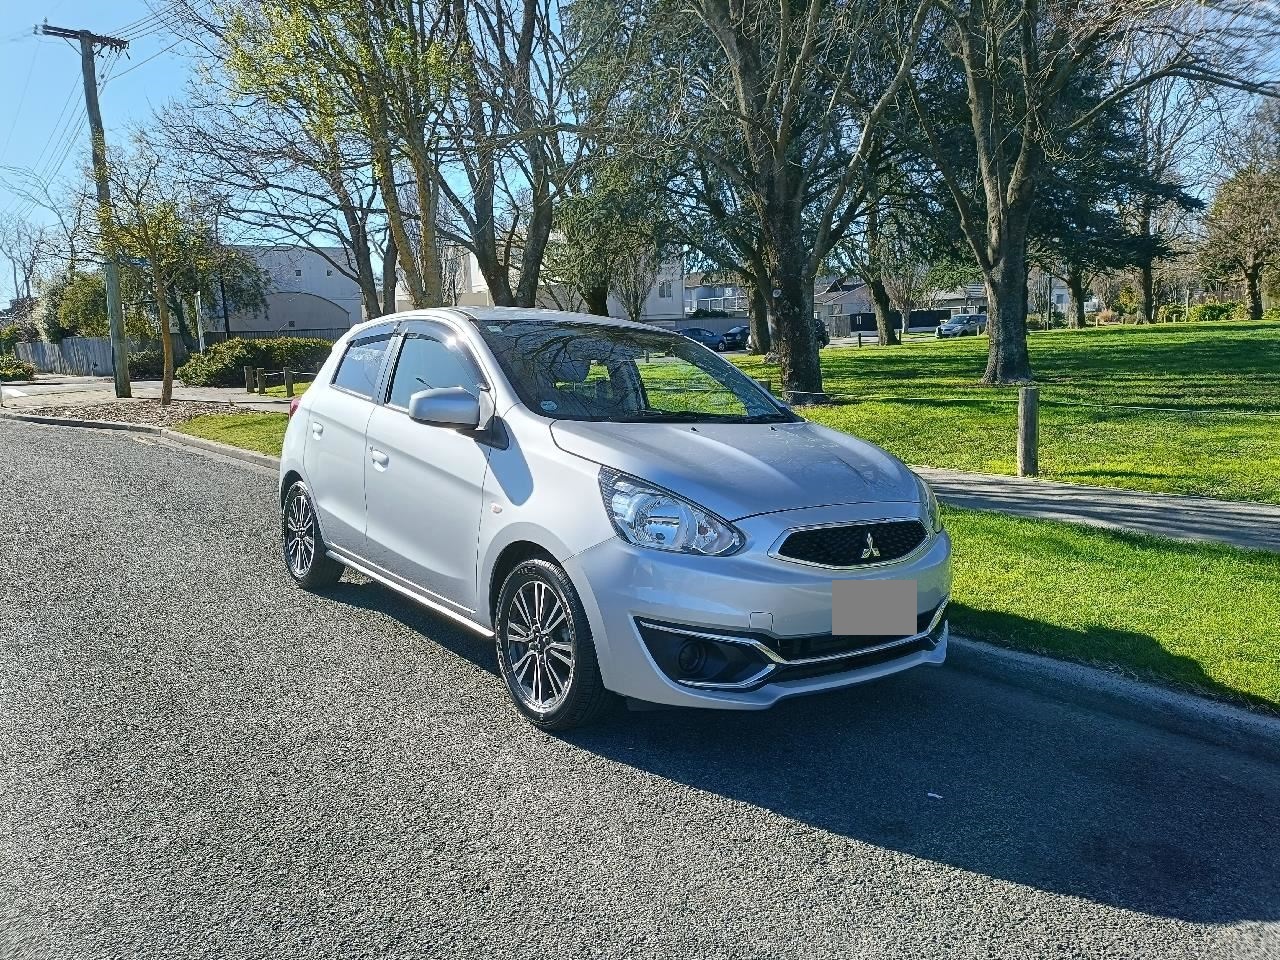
<box><xmin>495</xmin><ymin>559</ymin><xmax>612</xmax><ymax>731</ymax></box>
<box><xmin>282</xmin><ymin>480</ymin><xmax>344</xmax><ymax>591</ymax></box>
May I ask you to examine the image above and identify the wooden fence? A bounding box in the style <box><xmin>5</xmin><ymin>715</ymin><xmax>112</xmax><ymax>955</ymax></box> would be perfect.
<box><xmin>15</xmin><ymin>337</ymin><xmax>116</xmax><ymax>377</ymax></box>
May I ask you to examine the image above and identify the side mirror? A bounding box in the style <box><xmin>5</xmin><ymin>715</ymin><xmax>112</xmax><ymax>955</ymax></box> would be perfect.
<box><xmin>407</xmin><ymin>387</ymin><xmax>481</xmax><ymax>430</ymax></box>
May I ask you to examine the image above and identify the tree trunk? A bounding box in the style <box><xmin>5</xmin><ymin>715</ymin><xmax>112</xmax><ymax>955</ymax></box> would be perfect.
<box><xmin>748</xmin><ymin>282</ymin><xmax>771</xmax><ymax>353</ymax></box>
<box><xmin>582</xmin><ymin>282</ymin><xmax>609</xmax><ymax>316</ymax></box>
<box><xmin>1066</xmin><ymin>266</ymin><xmax>1087</xmax><ymax>329</ymax></box>
<box><xmin>1246</xmin><ymin>265</ymin><xmax>1264</xmax><ymax>322</ymax></box>
<box><xmin>982</xmin><ymin>242</ymin><xmax>1034</xmax><ymax>384</ymax></box>
<box><xmin>154</xmin><ymin>278</ymin><xmax>175</xmax><ymax>406</ymax></box>
<box><xmin>762</xmin><ymin>223</ymin><xmax>822</xmax><ymax>397</ymax></box>
<box><xmin>868</xmin><ymin>277</ymin><xmax>899</xmax><ymax>346</ymax></box>
<box><xmin>382</xmin><ymin>228</ymin><xmax>399</xmax><ymax>314</ymax></box>
<box><xmin>1139</xmin><ymin>263</ymin><xmax>1156</xmax><ymax>324</ymax></box>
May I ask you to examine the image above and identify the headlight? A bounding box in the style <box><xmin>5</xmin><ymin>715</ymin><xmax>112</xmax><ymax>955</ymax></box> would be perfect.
<box><xmin>599</xmin><ymin>468</ymin><xmax>744</xmax><ymax>556</ymax></box>
<box><xmin>916</xmin><ymin>473</ymin><xmax>943</xmax><ymax>534</ymax></box>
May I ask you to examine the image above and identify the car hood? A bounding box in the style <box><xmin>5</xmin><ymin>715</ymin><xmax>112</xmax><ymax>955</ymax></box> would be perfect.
<box><xmin>549</xmin><ymin>419</ymin><xmax>919</xmax><ymax>521</ymax></box>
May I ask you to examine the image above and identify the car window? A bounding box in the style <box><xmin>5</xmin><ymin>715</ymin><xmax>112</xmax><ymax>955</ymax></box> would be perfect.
<box><xmin>387</xmin><ymin>334</ymin><xmax>479</xmax><ymax>409</ymax></box>
<box><xmin>332</xmin><ymin>335</ymin><xmax>392</xmax><ymax>399</ymax></box>
<box><xmin>472</xmin><ymin>318</ymin><xmax>795</xmax><ymax>424</ymax></box>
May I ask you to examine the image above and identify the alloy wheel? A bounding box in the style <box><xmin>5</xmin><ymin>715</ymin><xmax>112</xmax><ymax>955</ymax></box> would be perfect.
<box><xmin>285</xmin><ymin>490</ymin><xmax>317</xmax><ymax>577</ymax></box>
<box><xmin>503</xmin><ymin>579</ymin><xmax>575</xmax><ymax>712</ymax></box>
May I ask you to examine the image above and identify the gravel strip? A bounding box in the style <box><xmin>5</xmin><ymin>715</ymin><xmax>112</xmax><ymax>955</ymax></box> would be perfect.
<box><xmin>1</xmin><ymin>418</ymin><xmax>1278</xmax><ymax>960</ymax></box>
<box><xmin>11</xmin><ymin>399</ymin><xmax>261</xmax><ymax>428</ymax></box>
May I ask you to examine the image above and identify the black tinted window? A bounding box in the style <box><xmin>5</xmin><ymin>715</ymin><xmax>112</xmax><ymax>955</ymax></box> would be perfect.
<box><xmin>332</xmin><ymin>335</ymin><xmax>391</xmax><ymax>399</ymax></box>
<box><xmin>387</xmin><ymin>335</ymin><xmax>478</xmax><ymax>408</ymax></box>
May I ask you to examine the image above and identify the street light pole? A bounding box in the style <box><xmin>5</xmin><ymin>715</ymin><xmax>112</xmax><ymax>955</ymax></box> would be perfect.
<box><xmin>41</xmin><ymin>23</ymin><xmax>131</xmax><ymax>397</ymax></box>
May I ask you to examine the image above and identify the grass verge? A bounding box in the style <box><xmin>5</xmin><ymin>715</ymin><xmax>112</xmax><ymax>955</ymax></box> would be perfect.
<box><xmin>174</xmin><ymin>412</ymin><xmax>289</xmax><ymax>457</ymax></box>
<box><xmin>734</xmin><ymin>321</ymin><xmax>1280</xmax><ymax>503</ymax></box>
<box><xmin>265</xmin><ymin>380</ymin><xmax>313</xmax><ymax>398</ymax></box>
<box><xmin>945</xmin><ymin>506</ymin><xmax>1280</xmax><ymax>711</ymax></box>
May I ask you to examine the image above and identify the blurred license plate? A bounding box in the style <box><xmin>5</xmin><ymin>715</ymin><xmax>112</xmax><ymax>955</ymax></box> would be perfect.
<box><xmin>832</xmin><ymin>580</ymin><xmax>917</xmax><ymax>637</ymax></box>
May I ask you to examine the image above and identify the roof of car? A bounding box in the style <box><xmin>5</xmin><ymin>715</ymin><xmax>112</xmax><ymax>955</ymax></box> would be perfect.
<box><xmin>339</xmin><ymin>306</ymin><xmax>673</xmax><ymax>341</ymax></box>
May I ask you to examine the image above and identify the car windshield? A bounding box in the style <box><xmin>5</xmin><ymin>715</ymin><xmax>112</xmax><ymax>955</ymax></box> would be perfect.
<box><xmin>471</xmin><ymin>318</ymin><xmax>796</xmax><ymax>423</ymax></box>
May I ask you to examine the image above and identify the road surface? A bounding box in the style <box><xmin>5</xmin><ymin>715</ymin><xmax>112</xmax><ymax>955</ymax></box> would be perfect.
<box><xmin>0</xmin><ymin>419</ymin><xmax>1277</xmax><ymax>959</ymax></box>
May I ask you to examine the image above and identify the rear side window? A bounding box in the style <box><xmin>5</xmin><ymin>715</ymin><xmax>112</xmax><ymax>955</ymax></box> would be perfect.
<box><xmin>332</xmin><ymin>335</ymin><xmax>391</xmax><ymax>399</ymax></box>
<box><xmin>387</xmin><ymin>335</ymin><xmax>479</xmax><ymax>409</ymax></box>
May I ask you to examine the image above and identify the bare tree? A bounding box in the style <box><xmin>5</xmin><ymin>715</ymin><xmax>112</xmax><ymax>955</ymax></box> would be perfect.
<box><xmin>0</xmin><ymin>215</ymin><xmax>51</xmax><ymax>304</ymax></box>
<box><xmin>908</xmin><ymin>0</ymin><xmax>1280</xmax><ymax>382</ymax></box>
<box><xmin>610</xmin><ymin>243</ymin><xmax>662</xmax><ymax>324</ymax></box>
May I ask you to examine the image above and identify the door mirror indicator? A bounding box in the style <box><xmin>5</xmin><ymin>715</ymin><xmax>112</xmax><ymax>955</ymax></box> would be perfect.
<box><xmin>408</xmin><ymin>387</ymin><xmax>482</xmax><ymax>430</ymax></box>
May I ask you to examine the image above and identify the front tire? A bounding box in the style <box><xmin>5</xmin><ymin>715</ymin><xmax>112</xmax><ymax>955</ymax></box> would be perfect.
<box><xmin>282</xmin><ymin>480</ymin><xmax>344</xmax><ymax>590</ymax></box>
<box><xmin>495</xmin><ymin>559</ymin><xmax>611</xmax><ymax>730</ymax></box>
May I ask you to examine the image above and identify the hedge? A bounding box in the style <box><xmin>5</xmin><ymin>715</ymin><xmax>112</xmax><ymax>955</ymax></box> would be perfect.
<box><xmin>177</xmin><ymin>337</ymin><xmax>333</xmax><ymax>387</ymax></box>
<box><xmin>1187</xmin><ymin>302</ymin><xmax>1237</xmax><ymax>324</ymax></box>
<box><xmin>0</xmin><ymin>355</ymin><xmax>35</xmax><ymax>382</ymax></box>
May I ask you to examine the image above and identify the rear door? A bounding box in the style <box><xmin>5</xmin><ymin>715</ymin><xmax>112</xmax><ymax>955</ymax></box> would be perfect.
<box><xmin>303</xmin><ymin>327</ymin><xmax>394</xmax><ymax>554</ymax></box>
<box><xmin>362</xmin><ymin>324</ymin><xmax>493</xmax><ymax>614</ymax></box>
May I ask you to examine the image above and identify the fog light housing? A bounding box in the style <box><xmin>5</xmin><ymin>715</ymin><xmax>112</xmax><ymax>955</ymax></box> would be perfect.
<box><xmin>636</xmin><ymin>620</ymin><xmax>772</xmax><ymax>688</ymax></box>
<box><xmin>676</xmin><ymin>640</ymin><xmax>707</xmax><ymax>675</ymax></box>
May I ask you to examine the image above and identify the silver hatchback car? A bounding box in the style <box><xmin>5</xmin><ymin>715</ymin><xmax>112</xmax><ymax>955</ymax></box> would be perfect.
<box><xmin>279</xmin><ymin>308</ymin><xmax>951</xmax><ymax>729</ymax></box>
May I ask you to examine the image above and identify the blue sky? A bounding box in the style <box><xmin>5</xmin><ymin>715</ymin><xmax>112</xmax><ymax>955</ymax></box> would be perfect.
<box><xmin>1</xmin><ymin>1</ymin><xmax>189</xmax><ymax>300</ymax></box>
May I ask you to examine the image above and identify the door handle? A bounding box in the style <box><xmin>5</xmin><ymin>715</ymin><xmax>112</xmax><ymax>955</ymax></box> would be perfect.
<box><xmin>311</xmin><ymin>421</ymin><xmax>324</xmax><ymax>438</ymax></box>
<box><xmin>370</xmin><ymin>449</ymin><xmax>389</xmax><ymax>468</ymax></box>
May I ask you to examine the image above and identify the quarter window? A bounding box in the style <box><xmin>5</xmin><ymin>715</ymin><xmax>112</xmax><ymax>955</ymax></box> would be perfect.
<box><xmin>387</xmin><ymin>335</ymin><xmax>479</xmax><ymax>409</ymax></box>
<box><xmin>332</xmin><ymin>335</ymin><xmax>392</xmax><ymax>399</ymax></box>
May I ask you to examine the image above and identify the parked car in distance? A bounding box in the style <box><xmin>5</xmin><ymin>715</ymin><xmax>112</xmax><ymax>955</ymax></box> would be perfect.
<box><xmin>280</xmin><ymin>308</ymin><xmax>951</xmax><ymax>730</ymax></box>
<box><xmin>935</xmin><ymin>314</ymin><xmax>987</xmax><ymax>337</ymax></box>
<box><xmin>723</xmin><ymin>325</ymin><xmax>750</xmax><ymax>350</ymax></box>
<box><xmin>678</xmin><ymin>326</ymin><xmax>728</xmax><ymax>351</ymax></box>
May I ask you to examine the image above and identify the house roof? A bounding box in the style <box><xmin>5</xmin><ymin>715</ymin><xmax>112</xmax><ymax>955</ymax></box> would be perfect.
<box><xmin>815</xmin><ymin>281</ymin><xmax>867</xmax><ymax>305</ymax></box>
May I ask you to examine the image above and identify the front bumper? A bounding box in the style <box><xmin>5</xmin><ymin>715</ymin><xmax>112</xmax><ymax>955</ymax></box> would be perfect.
<box><xmin>562</xmin><ymin>507</ymin><xmax>952</xmax><ymax>710</ymax></box>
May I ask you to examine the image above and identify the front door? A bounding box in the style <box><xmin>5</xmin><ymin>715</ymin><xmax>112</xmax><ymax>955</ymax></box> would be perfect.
<box><xmin>363</xmin><ymin>330</ymin><xmax>492</xmax><ymax>614</ymax></box>
<box><xmin>303</xmin><ymin>329</ymin><xmax>394</xmax><ymax>552</ymax></box>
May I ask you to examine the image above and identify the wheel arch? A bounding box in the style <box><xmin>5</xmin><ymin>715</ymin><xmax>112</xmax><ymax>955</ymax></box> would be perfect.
<box><xmin>280</xmin><ymin>469</ymin><xmax>304</xmax><ymax>506</ymax></box>
<box><xmin>487</xmin><ymin>540</ymin><xmax>559</xmax><ymax>624</ymax></box>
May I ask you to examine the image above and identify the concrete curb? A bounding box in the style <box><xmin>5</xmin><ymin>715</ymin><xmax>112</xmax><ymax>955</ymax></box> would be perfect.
<box><xmin>950</xmin><ymin>636</ymin><xmax>1280</xmax><ymax>764</ymax></box>
<box><xmin>0</xmin><ymin>411</ymin><xmax>282</xmax><ymax>472</ymax></box>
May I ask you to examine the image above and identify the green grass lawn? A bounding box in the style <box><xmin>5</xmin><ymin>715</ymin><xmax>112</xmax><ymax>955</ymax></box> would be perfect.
<box><xmin>946</xmin><ymin>507</ymin><xmax>1280</xmax><ymax>710</ymax></box>
<box><xmin>264</xmin><ymin>379</ymin><xmax>313</xmax><ymax>398</ymax></box>
<box><xmin>734</xmin><ymin>321</ymin><xmax>1280</xmax><ymax>503</ymax></box>
<box><xmin>175</xmin><ymin>412</ymin><xmax>289</xmax><ymax>456</ymax></box>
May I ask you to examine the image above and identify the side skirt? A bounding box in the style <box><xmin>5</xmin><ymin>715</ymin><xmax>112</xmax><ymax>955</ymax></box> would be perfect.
<box><xmin>326</xmin><ymin>547</ymin><xmax>494</xmax><ymax>638</ymax></box>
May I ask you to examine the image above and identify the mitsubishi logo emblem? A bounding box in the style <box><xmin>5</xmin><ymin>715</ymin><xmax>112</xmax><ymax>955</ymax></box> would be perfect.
<box><xmin>860</xmin><ymin>533</ymin><xmax>880</xmax><ymax>560</ymax></box>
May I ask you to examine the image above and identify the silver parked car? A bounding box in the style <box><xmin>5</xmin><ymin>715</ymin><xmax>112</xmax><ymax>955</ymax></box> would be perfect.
<box><xmin>279</xmin><ymin>308</ymin><xmax>951</xmax><ymax>730</ymax></box>
<box><xmin>935</xmin><ymin>313</ymin><xmax>987</xmax><ymax>337</ymax></box>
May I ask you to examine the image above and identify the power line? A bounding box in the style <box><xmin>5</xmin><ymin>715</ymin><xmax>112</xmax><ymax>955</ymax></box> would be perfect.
<box><xmin>0</xmin><ymin>39</ymin><xmax>40</xmax><ymax>164</ymax></box>
<box><xmin>104</xmin><ymin>38</ymin><xmax>182</xmax><ymax>84</ymax></box>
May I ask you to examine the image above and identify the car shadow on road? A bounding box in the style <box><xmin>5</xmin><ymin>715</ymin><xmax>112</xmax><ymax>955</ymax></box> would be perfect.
<box><xmin>326</xmin><ymin>578</ymin><xmax>1280</xmax><ymax>925</ymax></box>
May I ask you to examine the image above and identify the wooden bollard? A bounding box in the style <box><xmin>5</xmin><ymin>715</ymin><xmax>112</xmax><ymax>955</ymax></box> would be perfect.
<box><xmin>256</xmin><ymin>367</ymin><xmax>267</xmax><ymax>395</ymax></box>
<box><xmin>753</xmin><ymin>378</ymin><xmax>772</xmax><ymax>395</ymax></box>
<box><xmin>284</xmin><ymin>369</ymin><xmax>294</xmax><ymax>398</ymax></box>
<box><xmin>244</xmin><ymin>365</ymin><xmax>255</xmax><ymax>393</ymax></box>
<box><xmin>1018</xmin><ymin>386</ymin><xmax>1039</xmax><ymax>477</ymax></box>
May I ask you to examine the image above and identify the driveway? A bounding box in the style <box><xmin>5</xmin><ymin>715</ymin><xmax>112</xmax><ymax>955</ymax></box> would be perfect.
<box><xmin>1</xmin><ymin>418</ymin><xmax>1277</xmax><ymax>959</ymax></box>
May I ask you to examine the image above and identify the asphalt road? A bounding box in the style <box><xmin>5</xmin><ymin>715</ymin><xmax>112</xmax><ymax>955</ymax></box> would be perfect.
<box><xmin>1</xmin><ymin>418</ymin><xmax>1277</xmax><ymax>959</ymax></box>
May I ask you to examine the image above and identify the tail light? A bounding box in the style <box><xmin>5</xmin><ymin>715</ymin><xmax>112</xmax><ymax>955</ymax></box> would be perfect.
<box><xmin>289</xmin><ymin>396</ymin><xmax>301</xmax><ymax>418</ymax></box>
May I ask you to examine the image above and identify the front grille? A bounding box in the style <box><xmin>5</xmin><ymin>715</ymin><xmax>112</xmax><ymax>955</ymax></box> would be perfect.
<box><xmin>776</xmin><ymin>520</ymin><xmax>928</xmax><ymax>567</ymax></box>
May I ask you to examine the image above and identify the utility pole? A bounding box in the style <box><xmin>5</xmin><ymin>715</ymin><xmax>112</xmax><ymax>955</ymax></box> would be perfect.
<box><xmin>40</xmin><ymin>23</ymin><xmax>131</xmax><ymax>398</ymax></box>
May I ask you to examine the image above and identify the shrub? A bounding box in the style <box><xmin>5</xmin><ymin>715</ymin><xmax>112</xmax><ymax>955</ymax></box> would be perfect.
<box><xmin>1158</xmin><ymin>304</ymin><xmax>1186</xmax><ymax>323</ymax></box>
<box><xmin>1263</xmin><ymin>308</ymin><xmax>1280</xmax><ymax>323</ymax></box>
<box><xmin>177</xmin><ymin>337</ymin><xmax>333</xmax><ymax>386</ymax></box>
<box><xmin>128</xmin><ymin>350</ymin><xmax>166</xmax><ymax>379</ymax></box>
<box><xmin>1095</xmin><ymin>309</ymin><xmax>1118</xmax><ymax>325</ymax></box>
<box><xmin>0</xmin><ymin>355</ymin><xmax>35</xmax><ymax>382</ymax></box>
<box><xmin>1187</xmin><ymin>301</ymin><xmax>1236</xmax><ymax>324</ymax></box>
